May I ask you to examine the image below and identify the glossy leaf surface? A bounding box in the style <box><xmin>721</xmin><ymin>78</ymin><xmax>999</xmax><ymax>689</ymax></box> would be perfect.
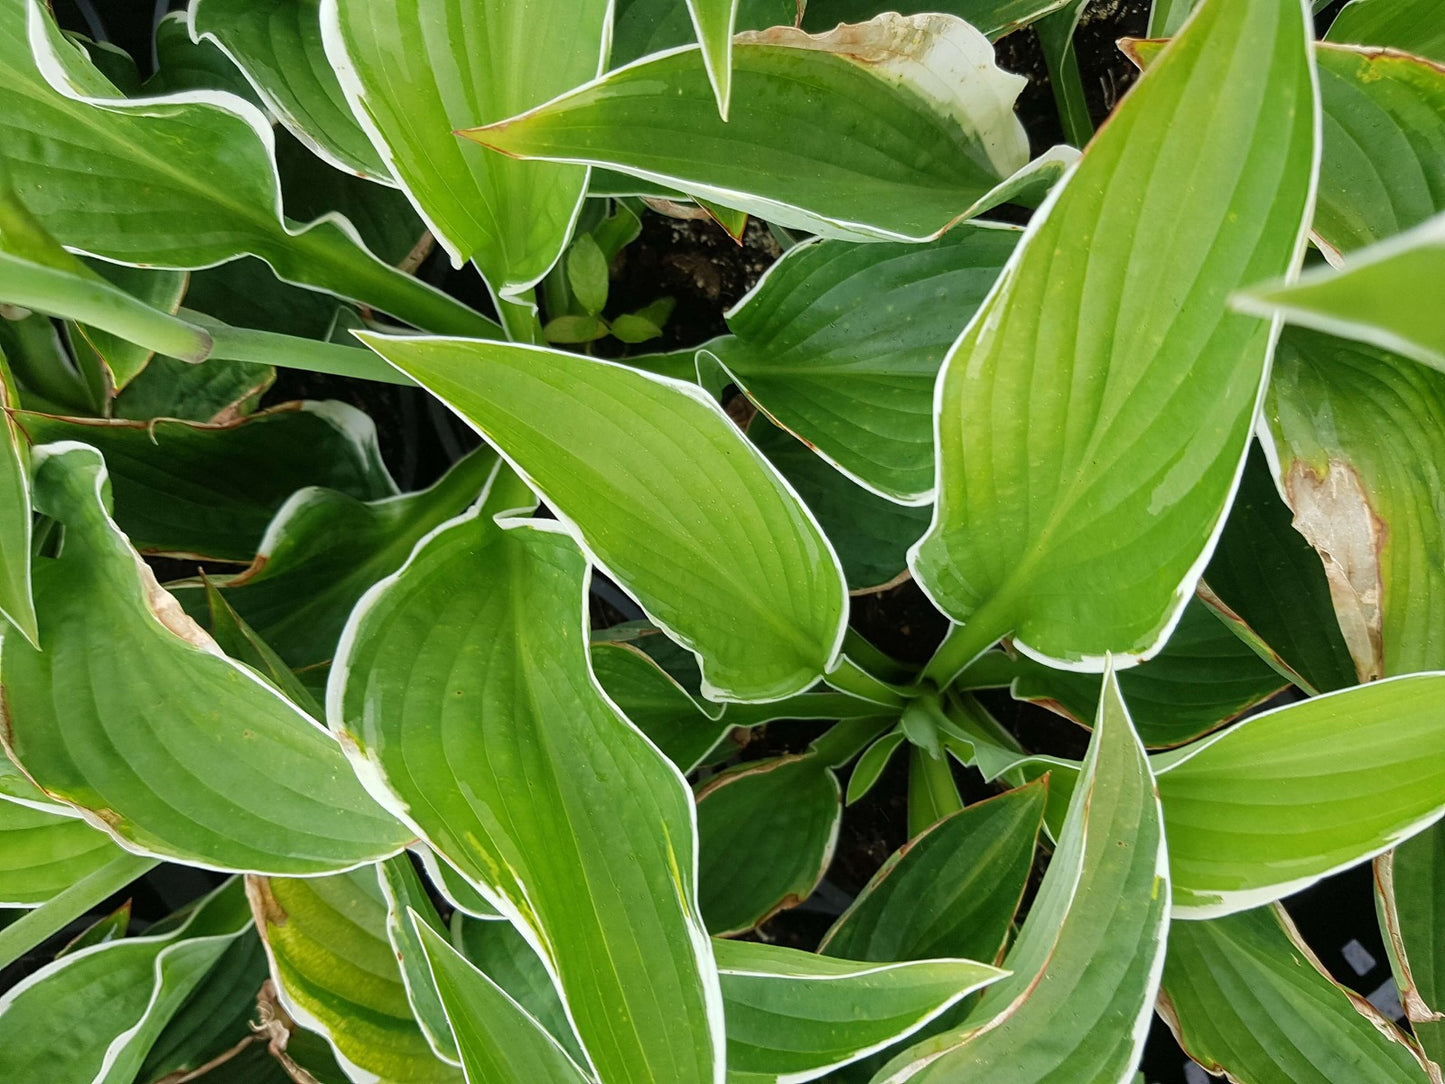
<box><xmin>0</xmin><ymin>443</ymin><xmax>408</xmax><ymax>873</ymax></box>
<box><xmin>1160</xmin><ymin>905</ymin><xmax>1431</xmax><ymax>1082</ymax></box>
<box><xmin>821</xmin><ymin>781</ymin><xmax>1045</xmax><ymax>965</ymax></box>
<box><xmin>15</xmin><ymin>401</ymin><xmax>395</xmax><ymax>561</ymax></box>
<box><xmin>248</xmin><ymin>869</ymin><xmax>462</xmax><ymax>1083</ymax></box>
<box><xmin>361</xmin><ymin>333</ymin><xmax>848</xmax><ymax>702</ymax></box>
<box><xmin>463</xmin><ymin>14</ymin><xmax>1029</xmax><ymax>243</ymax></box>
<box><xmin>912</xmin><ymin>0</ymin><xmax>1317</xmax><ymax>670</ymax></box>
<box><xmin>320</xmin><ymin>0</ymin><xmax>609</xmax><ymax>293</ymax></box>
<box><xmin>330</xmin><ymin>508</ymin><xmax>723</xmax><ymax>1083</ymax></box>
<box><xmin>189</xmin><ymin>0</ymin><xmax>389</xmax><ymax>180</ymax></box>
<box><xmin>1158</xmin><ymin>672</ymin><xmax>1445</xmax><ymax>916</ymax></box>
<box><xmin>715</xmin><ymin>939</ymin><xmax>1006</xmax><ymax>1082</ymax></box>
<box><xmin>712</xmin><ymin>227</ymin><xmax>1019</xmax><ymax>502</ymax></box>
<box><xmin>696</xmin><ymin>755</ymin><xmax>840</xmax><ymax>935</ymax></box>
<box><xmin>1264</xmin><ymin>329</ymin><xmax>1445</xmax><ymax>681</ymax></box>
<box><xmin>876</xmin><ymin>672</ymin><xmax>1168</xmax><ymax>1083</ymax></box>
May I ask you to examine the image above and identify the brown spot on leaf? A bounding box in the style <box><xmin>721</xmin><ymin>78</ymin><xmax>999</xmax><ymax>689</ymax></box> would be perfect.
<box><xmin>737</xmin><ymin>15</ymin><xmax>947</xmax><ymax>65</ymax></box>
<box><xmin>1284</xmin><ymin>459</ymin><xmax>1387</xmax><ymax>682</ymax></box>
<box><xmin>246</xmin><ymin>875</ymin><xmax>289</xmax><ymax>929</ymax></box>
<box><xmin>135</xmin><ymin>556</ymin><xmax>221</xmax><ymax>653</ymax></box>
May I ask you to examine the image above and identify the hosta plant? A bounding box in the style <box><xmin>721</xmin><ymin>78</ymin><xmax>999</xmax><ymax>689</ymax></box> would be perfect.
<box><xmin>1</xmin><ymin>0</ymin><xmax>1444</xmax><ymax>1080</ymax></box>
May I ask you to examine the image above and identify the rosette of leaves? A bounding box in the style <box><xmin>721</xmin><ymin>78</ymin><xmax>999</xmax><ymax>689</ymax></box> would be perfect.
<box><xmin>2</xmin><ymin>0</ymin><xmax>1445</xmax><ymax>1081</ymax></box>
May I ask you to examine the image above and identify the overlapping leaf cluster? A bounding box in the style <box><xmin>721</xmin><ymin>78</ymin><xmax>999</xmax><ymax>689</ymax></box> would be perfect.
<box><xmin>1</xmin><ymin>0</ymin><xmax>1443</xmax><ymax>1080</ymax></box>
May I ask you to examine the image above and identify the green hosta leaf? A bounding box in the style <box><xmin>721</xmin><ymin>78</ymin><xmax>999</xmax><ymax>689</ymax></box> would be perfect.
<box><xmin>715</xmin><ymin>939</ymin><xmax>1007</xmax><ymax>1082</ymax></box>
<box><xmin>67</xmin><ymin>264</ymin><xmax>191</xmax><ymax>393</ymax></box>
<box><xmin>189</xmin><ymin>0</ymin><xmax>389</xmax><ymax>180</ymax></box>
<box><xmin>1010</xmin><ymin>598</ymin><xmax>1289</xmax><ymax>748</ymax></box>
<box><xmin>184</xmin><ymin>443</ymin><xmax>503</xmax><ymax>670</ymax></box>
<box><xmin>686</xmin><ymin>0</ymin><xmax>739</xmax><ymax>114</ymax></box>
<box><xmin>1315</xmin><ymin>43</ymin><xmax>1445</xmax><ymax>256</ymax></box>
<box><xmin>0</xmin><ymin>879</ymin><xmax>252</xmax><ymax>1084</ymax></box>
<box><xmin>566</xmin><ymin>232</ymin><xmax>610</xmax><ymax>316</ymax></box>
<box><xmin>138</xmin><ymin>931</ymin><xmax>273</xmax><ymax>1083</ymax></box>
<box><xmin>713</xmin><ymin>226</ymin><xmax>1018</xmax><ymax>503</ymax></box>
<box><xmin>1128</xmin><ymin>35</ymin><xmax>1445</xmax><ymax>258</ymax></box>
<box><xmin>111</xmin><ymin>352</ymin><xmax>273</xmax><ymax>424</ymax></box>
<box><xmin>802</xmin><ymin>0</ymin><xmax>1070</xmax><ymax>40</ymax></box>
<box><xmin>320</xmin><ymin>0</ymin><xmax>609</xmax><ymax>295</ymax></box>
<box><xmin>590</xmin><ymin>642</ymin><xmax>730</xmax><ymax>773</ymax></box>
<box><xmin>56</xmin><ymin>899</ymin><xmax>130</xmax><ymax>955</ymax></box>
<box><xmin>543</xmin><ymin>313</ymin><xmax>609</xmax><ymax>344</ymax></box>
<box><xmin>696</xmin><ymin>754</ymin><xmax>840</xmax><ymax>935</ymax></box>
<box><xmin>449</xmin><ymin>914</ymin><xmax>582</xmax><ymax>1061</ymax></box>
<box><xmin>1378</xmin><ymin>825</ymin><xmax>1445</xmax><ymax>1066</ymax></box>
<box><xmin>329</xmin><ymin>509</ymin><xmax>724</xmax><ymax>1082</ymax></box>
<box><xmin>875</xmin><ymin>671</ymin><xmax>1168</xmax><ymax>1083</ymax></box>
<box><xmin>1200</xmin><ymin>443</ymin><xmax>1358</xmax><ymax>695</ymax></box>
<box><xmin>0</xmin><ymin>356</ymin><xmax>35</xmax><ymax>646</ymax></box>
<box><xmin>0</xmin><ymin>310</ymin><xmax>86</xmax><ymax>416</ymax></box>
<box><xmin>184</xmin><ymin>254</ymin><xmax>348</xmax><ymax>341</ymax></box>
<box><xmin>361</xmin><ymin>333</ymin><xmax>848</xmax><ymax>702</ymax></box>
<box><xmin>612</xmin><ymin>0</ymin><xmax>794</xmax><ymax>69</ymax></box>
<box><xmin>912</xmin><ymin>0</ymin><xmax>1317</xmax><ymax>673</ymax></box>
<box><xmin>1159</xmin><ymin>905</ymin><xmax>1432</xmax><ymax>1082</ymax></box>
<box><xmin>248</xmin><ymin>869</ymin><xmax>462</xmax><ymax>1083</ymax></box>
<box><xmin>15</xmin><ymin>401</ymin><xmax>395</xmax><ymax>562</ymax></box>
<box><xmin>846</xmin><ymin>731</ymin><xmax>907</xmax><ymax>805</ymax></box>
<box><xmin>0</xmin><ymin>1</ymin><xmax>492</xmax><ymax>338</ymax></box>
<box><xmin>1239</xmin><ymin>211</ymin><xmax>1445</xmax><ymax>373</ymax></box>
<box><xmin>821</xmin><ymin>780</ymin><xmax>1046</xmax><ymax>965</ymax></box>
<box><xmin>274</xmin><ymin>131</ymin><xmax>424</xmax><ymax>267</ymax></box>
<box><xmin>0</xmin><ymin>800</ymin><xmax>118</xmax><ymax>907</ymax></box>
<box><xmin>1157</xmin><ymin>672</ymin><xmax>1445</xmax><ymax>916</ymax></box>
<box><xmin>1263</xmin><ymin>329</ymin><xmax>1445</xmax><ymax>681</ymax></box>
<box><xmin>377</xmin><ymin>857</ymin><xmax>463</xmax><ymax>1066</ymax></box>
<box><xmin>147</xmin><ymin>9</ymin><xmax>261</xmax><ymax>102</ymax></box>
<box><xmin>414</xmin><ymin>920</ymin><xmax>591</xmax><ymax>1084</ymax></box>
<box><xmin>0</xmin><ymin>443</ymin><xmax>408</xmax><ymax>874</ymax></box>
<box><xmin>417</xmin><ymin>848</ymin><xmax>502</xmax><ymax>921</ymax></box>
<box><xmin>0</xmin><ymin>173</ymin><xmax>213</xmax><ymax>364</ymax></box>
<box><xmin>199</xmin><ymin>576</ymin><xmax>316</xmax><ymax>708</ymax></box>
<box><xmin>1326</xmin><ymin>0</ymin><xmax>1445</xmax><ymax>63</ymax></box>
<box><xmin>463</xmin><ymin>14</ymin><xmax>1029</xmax><ymax>243</ymax></box>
